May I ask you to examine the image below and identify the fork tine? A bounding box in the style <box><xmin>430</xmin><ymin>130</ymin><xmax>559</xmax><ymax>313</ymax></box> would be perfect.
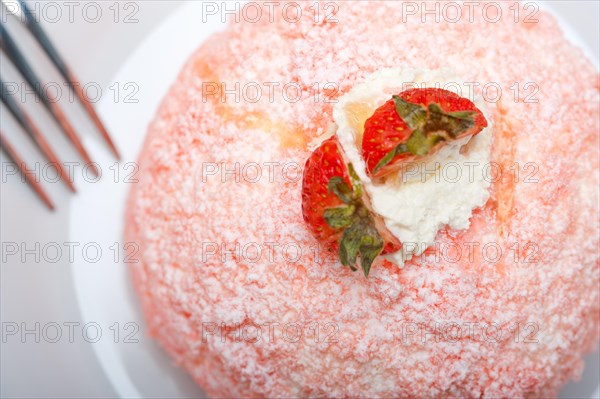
<box><xmin>48</xmin><ymin>100</ymin><xmax>100</xmax><ymax>176</ymax></box>
<box><xmin>0</xmin><ymin>23</ymin><xmax>99</xmax><ymax>176</ymax></box>
<box><xmin>1</xmin><ymin>131</ymin><xmax>54</xmax><ymax>210</ymax></box>
<box><xmin>10</xmin><ymin>0</ymin><xmax>121</xmax><ymax>159</ymax></box>
<box><xmin>1</xmin><ymin>78</ymin><xmax>76</xmax><ymax>192</ymax></box>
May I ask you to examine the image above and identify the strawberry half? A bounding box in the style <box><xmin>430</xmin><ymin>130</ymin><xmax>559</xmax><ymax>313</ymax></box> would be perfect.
<box><xmin>362</xmin><ymin>88</ymin><xmax>488</xmax><ymax>178</ymax></box>
<box><xmin>301</xmin><ymin>137</ymin><xmax>399</xmax><ymax>276</ymax></box>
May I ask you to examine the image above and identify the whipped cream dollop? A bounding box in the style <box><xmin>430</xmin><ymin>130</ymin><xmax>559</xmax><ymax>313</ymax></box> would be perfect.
<box><xmin>333</xmin><ymin>67</ymin><xmax>493</xmax><ymax>266</ymax></box>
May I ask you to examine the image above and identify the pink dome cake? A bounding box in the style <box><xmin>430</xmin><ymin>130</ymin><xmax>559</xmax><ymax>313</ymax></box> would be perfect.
<box><xmin>125</xmin><ymin>2</ymin><xmax>600</xmax><ymax>398</ymax></box>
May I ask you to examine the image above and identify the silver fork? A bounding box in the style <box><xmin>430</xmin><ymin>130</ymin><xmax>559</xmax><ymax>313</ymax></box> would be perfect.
<box><xmin>0</xmin><ymin>0</ymin><xmax>119</xmax><ymax>209</ymax></box>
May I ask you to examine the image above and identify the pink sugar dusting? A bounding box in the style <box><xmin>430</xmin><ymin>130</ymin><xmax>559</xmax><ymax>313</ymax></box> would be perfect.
<box><xmin>125</xmin><ymin>2</ymin><xmax>600</xmax><ymax>398</ymax></box>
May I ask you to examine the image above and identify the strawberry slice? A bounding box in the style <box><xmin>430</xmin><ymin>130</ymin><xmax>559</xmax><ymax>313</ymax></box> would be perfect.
<box><xmin>301</xmin><ymin>137</ymin><xmax>399</xmax><ymax>276</ymax></box>
<box><xmin>362</xmin><ymin>88</ymin><xmax>488</xmax><ymax>177</ymax></box>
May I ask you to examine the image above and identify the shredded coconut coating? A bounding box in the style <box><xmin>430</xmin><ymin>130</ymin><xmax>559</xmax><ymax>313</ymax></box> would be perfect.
<box><xmin>125</xmin><ymin>2</ymin><xmax>600</xmax><ymax>398</ymax></box>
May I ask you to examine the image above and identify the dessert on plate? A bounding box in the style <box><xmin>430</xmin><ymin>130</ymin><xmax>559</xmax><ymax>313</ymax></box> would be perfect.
<box><xmin>125</xmin><ymin>1</ymin><xmax>600</xmax><ymax>398</ymax></box>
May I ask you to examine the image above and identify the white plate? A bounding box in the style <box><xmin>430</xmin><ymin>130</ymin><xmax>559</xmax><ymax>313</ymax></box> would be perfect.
<box><xmin>70</xmin><ymin>2</ymin><xmax>600</xmax><ymax>398</ymax></box>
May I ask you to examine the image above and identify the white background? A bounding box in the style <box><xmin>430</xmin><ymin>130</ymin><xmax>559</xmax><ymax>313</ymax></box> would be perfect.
<box><xmin>1</xmin><ymin>1</ymin><xmax>599</xmax><ymax>398</ymax></box>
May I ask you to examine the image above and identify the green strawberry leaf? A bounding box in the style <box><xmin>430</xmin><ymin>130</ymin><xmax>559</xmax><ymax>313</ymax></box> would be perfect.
<box><xmin>393</xmin><ymin>95</ymin><xmax>427</xmax><ymax>131</ymax></box>
<box><xmin>325</xmin><ymin>165</ymin><xmax>386</xmax><ymax>276</ymax></box>
<box><xmin>426</xmin><ymin>103</ymin><xmax>475</xmax><ymax>139</ymax></box>
<box><xmin>447</xmin><ymin>110</ymin><xmax>476</xmax><ymax>120</ymax></box>
<box><xmin>359</xmin><ymin>230</ymin><xmax>384</xmax><ymax>277</ymax></box>
<box><xmin>373</xmin><ymin>143</ymin><xmax>408</xmax><ymax>174</ymax></box>
<box><xmin>347</xmin><ymin>163</ymin><xmax>362</xmax><ymax>197</ymax></box>
<box><xmin>375</xmin><ymin>98</ymin><xmax>477</xmax><ymax>176</ymax></box>
<box><xmin>338</xmin><ymin>218</ymin><xmax>384</xmax><ymax>276</ymax></box>
<box><xmin>323</xmin><ymin>205</ymin><xmax>355</xmax><ymax>228</ymax></box>
<box><xmin>405</xmin><ymin>129</ymin><xmax>431</xmax><ymax>156</ymax></box>
<box><xmin>327</xmin><ymin>176</ymin><xmax>354</xmax><ymax>204</ymax></box>
<box><xmin>339</xmin><ymin>223</ymin><xmax>362</xmax><ymax>267</ymax></box>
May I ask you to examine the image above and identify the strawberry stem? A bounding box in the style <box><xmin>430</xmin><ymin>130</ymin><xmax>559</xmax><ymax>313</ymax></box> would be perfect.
<box><xmin>325</xmin><ymin>164</ymin><xmax>384</xmax><ymax>276</ymax></box>
<box><xmin>373</xmin><ymin>95</ymin><xmax>476</xmax><ymax>174</ymax></box>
